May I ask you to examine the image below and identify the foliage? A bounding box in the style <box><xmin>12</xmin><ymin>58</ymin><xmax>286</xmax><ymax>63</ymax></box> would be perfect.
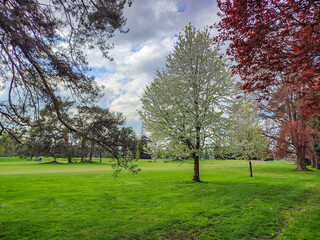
<box><xmin>0</xmin><ymin>131</ymin><xmax>17</xmax><ymax>156</ymax></box>
<box><xmin>0</xmin><ymin>0</ymin><xmax>131</xmax><ymax>133</ymax></box>
<box><xmin>18</xmin><ymin>102</ymin><xmax>139</xmax><ymax>172</ymax></box>
<box><xmin>137</xmin><ymin>134</ymin><xmax>151</xmax><ymax>159</ymax></box>
<box><xmin>215</xmin><ymin>0</ymin><xmax>320</xmax><ymax>117</ymax></box>
<box><xmin>139</xmin><ymin>24</ymin><xmax>236</xmax><ymax>181</ymax></box>
<box><xmin>232</xmin><ymin>98</ymin><xmax>270</xmax><ymax>161</ymax></box>
<box><xmin>228</xmin><ymin>98</ymin><xmax>270</xmax><ymax>177</ymax></box>
<box><xmin>73</xmin><ymin>105</ymin><xmax>126</xmax><ymax>162</ymax></box>
<box><xmin>254</xmin><ymin>85</ymin><xmax>315</xmax><ymax>170</ymax></box>
<box><xmin>1</xmin><ymin>158</ymin><xmax>320</xmax><ymax>239</ymax></box>
<box><xmin>277</xmin><ymin>120</ymin><xmax>315</xmax><ymax>164</ymax></box>
<box><xmin>17</xmin><ymin>101</ymin><xmax>76</xmax><ymax>160</ymax></box>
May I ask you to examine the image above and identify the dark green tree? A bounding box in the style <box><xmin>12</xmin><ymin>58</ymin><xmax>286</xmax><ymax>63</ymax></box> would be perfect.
<box><xmin>18</xmin><ymin>102</ymin><xmax>139</xmax><ymax>171</ymax></box>
<box><xmin>71</xmin><ymin>106</ymin><xmax>139</xmax><ymax>171</ymax></box>
<box><xmin>137</xmin><ymin>134</ymin><xmax>151</xmax><ymax>159</ymax></box>
<box><xmin>0</xmin><ymin>131</ymin><xmax>17</xmax><ymax>156</ymax></box>
<box><xmin>17</xmin><ymin>101</ymin><xmax>76</xmax><ymax>162</ymax></box>
<box><xmin>0</xmin><ymin>0</ymin><xmax>132</xmax><ymax>133</ymax></box>
<box><xmin>119</xmin><ymin>127</ymin><xmax>138</xmax><ymax>160</ymax></box>
<box><xmin>73</xmin><ymin>106</ymin><xmax>125</xmax><ymax>162</ymax></box>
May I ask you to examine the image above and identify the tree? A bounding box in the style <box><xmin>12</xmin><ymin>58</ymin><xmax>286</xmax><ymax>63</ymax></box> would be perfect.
<box><xmin>0</xmin><ymin>131</ymin><xmax>17</xmax><ymax>156</ymax></box>
<box><xmin>308</xmin><ymin>118</ymin><xmax>320</xmax><ymax>169</ymax></box>
<box><xmin>254</xmin><ymin>84</ymin><xmax>314</xmax><ymax>170</ymax></box>
<box><xmin>215</xmin><ymin>0</ymin><xmax>320</xmax><ymax>117</ymax></box>
<box><xmin>0</xmin><ymin>0</ymin><xmax>132</xmax><ymax>134</ymax></box>
<box><xmin>17</xmin><ymin>101</ymin><xmax>76</xmax><ymax>162</ymax></box>
<box><xmin>40</xmin><ymin>101</ymin><xmax>76</xmax><ymax>162</ymax></box>
<box><xmin>73</xmin><ymin>106</ymin><xmax>124</xmax><ymax>162</ymax></box>
<box><xmin>232</xmin><ymin>98</ymin><xmax>270</xmax><ymax>177</ymax></box>
<box><xmin>215</xmin><ymin>1</ymin><xmax>320</xmax><ymax>170</ymax></box>
<box><xmin>276</xmin><ymin>120</ymin><xmax>315</xmax><ymax>170</ymax></box>
<box><xmin>139</xmin><ymin>25</ymin><xmax>235</xmax><ymax>182</ymax></box>
<box><xmin>137</xmin><ymin>134</ymin><xmax>151</xmax><ymax>159</ymax></box>
<box><xmin>17</xmin><ymin>102</ymin><xmax>139</xmax><ymax>171</ymax></box>
<box><xmin>118</xmin><ymin>127</ymin><xmax>138</xmax><ymax>159</ymax></box>
<box><xmin>71</xmin><ymin>105</ymin><xmax>139</xmax><ymax>172</ymax></box>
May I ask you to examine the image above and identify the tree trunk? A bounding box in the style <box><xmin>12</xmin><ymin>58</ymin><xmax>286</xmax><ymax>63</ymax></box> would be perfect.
<box><xmin>192</xmin><ymin>153</ymin><xmax>200</xmax><ymax>182</ymax></box>
<box><xmin>296</xmin><ymin>151</ymin><xmax>308</xmax><ymax>171</ymax></box>
<box><xmin>316</xmin><ymin>156</ymin><xmax>320</xmax><ymax>170</ymax></box>
<box><xmin>249</xmin><ymin>160</ymin><xmax>253</xmax><ymax>177</ymax></box>
<box><xmin>192</xmin><ymin>122</ymin><xmax>201</xmax><ymax>182</ymax></box>
<box><xmin>67</xmin><ymin>155</ymin><xmax>72</xmax><ymax>163</ymax></box>
<box><xmin>311</xmin><ymin>156</ymin><xmax>317</xmax><ymax>168</ymax></box>
<box><xmin>89</xmin><ymin>141</ymin><xmax>94</xmax><ymax>163</ymax></box>
<box><xmin>100</xmin><ymin>152</ymin><xmax>102</xmax><ymax>163</ymax></box>
<box><xmin>81</xmin><ymin>137</ymin><xmax>86</xmax><ymax>163</ymax></box>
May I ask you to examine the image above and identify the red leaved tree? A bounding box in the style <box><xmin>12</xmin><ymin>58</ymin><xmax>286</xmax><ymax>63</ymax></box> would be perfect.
<box><xmin>276</xmin><ymin>121</ymin><xmax>315</xmax><ymax>170</ymax></box>
<box><xmin>256</xmin><ymin>83</ymin><xmax>316</xmax><ymax>170</ymax></box>
<box><xmin>215</xmin><ymin>0</ymin><xmax>320</xmax><ymax>117</ymax></box>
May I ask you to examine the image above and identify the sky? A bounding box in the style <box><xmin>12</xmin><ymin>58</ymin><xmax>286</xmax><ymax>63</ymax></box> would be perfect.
<box><xmin>86</xmin><ymin>0</ymin><xmax>221</xmax><ymax>134</ymax></box>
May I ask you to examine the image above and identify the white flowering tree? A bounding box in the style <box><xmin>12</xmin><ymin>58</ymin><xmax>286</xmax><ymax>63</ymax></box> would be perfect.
<box><xmin>139</xmin><ymin>25</ymin><xmax>235</xmax><ymax>182</ymax></box>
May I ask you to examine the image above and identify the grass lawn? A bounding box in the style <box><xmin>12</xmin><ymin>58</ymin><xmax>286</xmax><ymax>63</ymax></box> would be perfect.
<box><xmin>1</xmin><ymin>157</ymin><xmax>320</xmax><ymax>239</ymax></box>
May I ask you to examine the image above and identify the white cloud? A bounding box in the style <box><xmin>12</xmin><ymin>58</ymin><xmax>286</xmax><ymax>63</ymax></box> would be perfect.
<box><xmin>86</xmin><ymin>0</ymin><xmax>221</xmax><ymax>132</ymax></box>
<box><xmin>109</xmin><ymin>94</ymin><xmax>141</xmax><ymax>122</ymax></box>
<box><xmin>92</xmin><ymin>37</ymin><xmax>176</xmax><ymax>114</ymax></box>
<box><xmin>152</xmin><ymin>0</ymin><xmax>178</xmax><ymax>19</ymax></box>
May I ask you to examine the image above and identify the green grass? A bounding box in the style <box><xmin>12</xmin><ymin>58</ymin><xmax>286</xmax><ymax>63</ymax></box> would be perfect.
<box><xmin>1</xmin><ymin>158</ymin><xmax>320</xmax><ymax>239</ymax></box>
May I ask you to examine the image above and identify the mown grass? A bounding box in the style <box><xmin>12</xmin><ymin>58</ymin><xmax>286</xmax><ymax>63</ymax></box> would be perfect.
<box><xmin>0</xmin><ymin>157</ymin><xmax>320</xmax><ymax>239</ymax></box>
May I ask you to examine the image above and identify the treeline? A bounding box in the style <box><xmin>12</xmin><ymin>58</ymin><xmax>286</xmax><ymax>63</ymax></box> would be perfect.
<box><xmin>0</xmin><ymin>101</ymin><xmax>151</xmax><ymax>163</ymax></box>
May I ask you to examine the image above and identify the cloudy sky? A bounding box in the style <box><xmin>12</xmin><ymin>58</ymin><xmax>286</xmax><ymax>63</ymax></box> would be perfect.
<box><xmin>87</xmin><ymin>0</ymin><xmax>220</xmax><ymax>133</ymax></box>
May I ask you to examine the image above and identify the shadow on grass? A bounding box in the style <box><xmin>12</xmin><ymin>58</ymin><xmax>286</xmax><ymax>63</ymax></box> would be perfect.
<box><xmin>179</xmin><ymin>180</ymin><xmax>210</xmax><ymax>184</ymax></box>
<box><xmin>41</xmin><ymin>161</ymin><xmax>64</xmax><ymax>164</ymax></box>
<box><xmin>40</xmin><ymin>160</ymin><xmax>105</xmax><ymax>165</ymax></box>
<box><xmin>72</xmin><ymin>160</ymin><xmax>103</xmax><ymax>164</ymax></box>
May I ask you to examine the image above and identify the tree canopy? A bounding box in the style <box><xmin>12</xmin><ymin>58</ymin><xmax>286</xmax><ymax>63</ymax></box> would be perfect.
<box><xmin>139</xmin><ymin>25</ymin><xmax>236</xmax><ymax>182</ymax></box>
<box><xmin>0</xmin><ymin>0</ymin><xmax>132</xmax><ymax>133</ymax></box>
<box><xmin>215</xmin><ymin>0</ymin><xmax>320</xmax><ymax>117</ymax></box>
<box><xmin>231</xmin><ymin>98</ymin><xmax>270</xmax><ymax>176</ymax></box>
<box><xmin>255</xmin><ymin>84</ymin><xmax>314</xmax><ymax>170</ymax></box>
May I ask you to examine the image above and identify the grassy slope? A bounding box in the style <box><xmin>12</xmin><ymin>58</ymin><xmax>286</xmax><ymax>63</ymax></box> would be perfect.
<box><xmin>0</xmin><ymin>158</ymin><xmax>320</xmax><ymax>239</ymax></box>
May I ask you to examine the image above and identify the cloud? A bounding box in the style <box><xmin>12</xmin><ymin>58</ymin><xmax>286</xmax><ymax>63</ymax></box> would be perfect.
<box><xmin>151</xmin><ymin>0</ymin><xmax>178</xmax><ymax>19</ymax></box>
<box><xmin>109</xmin><ymin>93</ymin><xmax>141</xmax><ymax>122</ymax></box>
<box><xmin>86</xmin><ymin>0</ymin><xmax>221</xmax><ymax>132</ymax></box>
<box><xmin>91</xmin><ymin>36</ymin><xmax>176</xmax><ymax>111</ymax></box>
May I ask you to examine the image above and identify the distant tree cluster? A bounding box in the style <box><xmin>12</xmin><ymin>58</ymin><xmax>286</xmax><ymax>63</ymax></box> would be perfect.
<box><xmin>14</xmin><ymin>101</ymin><xmax>150</xmax><ymax>170</ymax></box>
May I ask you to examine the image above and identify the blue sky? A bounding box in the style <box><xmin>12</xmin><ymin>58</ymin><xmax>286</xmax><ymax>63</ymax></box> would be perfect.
<box><xmin>86</xmin><ymin>0</ymin><xmax>220</xmax><ymax>133</ymax></box>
